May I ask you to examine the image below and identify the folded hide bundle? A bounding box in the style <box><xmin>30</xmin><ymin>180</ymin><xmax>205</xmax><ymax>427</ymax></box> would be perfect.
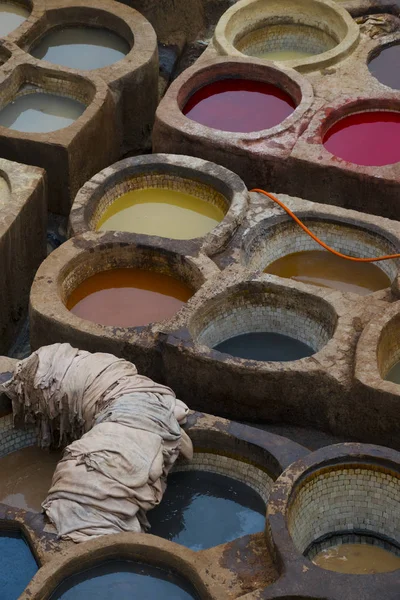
<box><xmin>3</xmin><ymin>343</ymin><xmax>192</xmax><ymax>542</ymax></box>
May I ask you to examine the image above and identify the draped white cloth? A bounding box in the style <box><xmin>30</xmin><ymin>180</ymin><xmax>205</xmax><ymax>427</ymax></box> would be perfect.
<box><xmin>3</xmin><ymin>343</ymin><xmax>192</xmax><ymax>542</ymax></box>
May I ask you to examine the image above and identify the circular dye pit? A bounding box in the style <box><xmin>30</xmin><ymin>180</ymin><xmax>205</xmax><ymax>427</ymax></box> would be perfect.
<box><xmin>31</xmin><ymin>26</ymin><xmax>130</xmax><ymax>71</ymax></box>
<box><xmin>0</xmin><ymin>92</ymin><xmax>86</xmax><ymax>133</ymax></box>
<box><xmin>183</xmin><ymin>79</ymin><xmax>296</xmax><ymax>133</ymax></box>
<box><xmin>313</xmin><ymin>543</ymin><xmax>400</xmax><ymax>574</ymax></box>
<box><xmin>0</xmin><ymin>2</ymin><xmax>29</xmax><ymax>37</ymax></box>
<box><xmin>148</xmin><ymin>471</ymin><xmax>265</xmax><ymax>549</ymax></box>
<box><xmin>0</xmin><ymin>446</ymin><xmax>61</xmax><ymax>512</ymax></box>
<box><xmin>236</xmin><ymin>24</ymin><xmax>336</xmax><ymax>62</ymax></box>
<box><xmin>96</xmin><ymin>188</ymin><xmax>225</xmax><ymax>239</ymax></box>
<box><xmin>265</xmin><ymin>250</ymin><xmax>390</xmax><ymax>295</ymax></box>
<box><xmin>323</xmin><ymin>111</ymin><xmax>400</xmax><ymax>166</ymax></box>
<box><xmin>49</xmin><ymin>560</ymin><xmax>198</xmax><ymax>600</ymax></box>
<box><xmin>67</xmin><ymin>268</ymin><xmax>193</xmax><ymax>327</ymax></box>
<box><xmin>369</xmin><ymin>44</ymin><xmax>400</xmax><ymax>90</ymax></box>
<box><xmin>0</xmin><ymin>530</ymin><xmax>38</xmax><ymax>600</ymax></box>
<box><xmin>214</xmin><ymin>332</ymin><xmax>314</xmax><ymax>362</ymax></box>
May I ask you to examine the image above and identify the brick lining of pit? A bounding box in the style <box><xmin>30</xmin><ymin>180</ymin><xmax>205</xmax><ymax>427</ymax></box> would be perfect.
<box><xmin>69</xmin><ymin>154</ymin><xmax>249</xmax><ymax>257</ymax></box>
<box><xmin>241</xmin><ymin>214</ymin><xmax>400</xmax><ymax>286</ymax></box>
<box><xmin>189</xmin><ymin>282</ymin><xmax>337</xmax><ymax>358</ymax></box>
<box><xmin>287</xmin><ymin>461</ymin><xmax>400</xmax><ymax>561</ymax></box>
<box><xmin>211</xmin><ymin>0</ymin><xmax>359</xmax><ymax>72</ymax></box>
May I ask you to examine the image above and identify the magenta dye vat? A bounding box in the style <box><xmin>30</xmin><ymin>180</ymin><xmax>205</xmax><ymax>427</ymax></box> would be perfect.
<box><xmin>323</xmin><ymin>111</ymin><xmax>400</xmax><ymax>166</ymax></box>
<box><xmin>183</xmin><ymin>79</ymin><xmax>296</xmax><ymax>133</ymax></box>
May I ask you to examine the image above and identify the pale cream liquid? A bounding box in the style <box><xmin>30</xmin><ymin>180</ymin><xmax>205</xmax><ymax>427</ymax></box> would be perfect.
<box><xmin>0</xmin><ymin>446</ymin><xmax>61</xmax><ymax>512</ymax></box>
<box><xmin>97</xmin><ymin>188</ymin><xmax>225</xmax><ymax>239</ymax></box>
<box><xmin>258</xmin><ymin>50</ymin><xmax>315</xmax><ymax>60</ymax></box>
<box><xmin>313</xmin><ymin>543</ymin><xmax>400</xmax><ymax>574</ymax></box>
<box><xmin>0</xmin><ymin>92</ymin><xmax>85</xmax><ymax>133</ymax></box>
<box><xmin>0</xmin><ymin>2</ymin><xmax>29</xmax><ymax>37</ymax></box>
<box><xmin>31</xmin><ymin>27</ymin><xmax>129</xmax><ymax>70</ymax></box>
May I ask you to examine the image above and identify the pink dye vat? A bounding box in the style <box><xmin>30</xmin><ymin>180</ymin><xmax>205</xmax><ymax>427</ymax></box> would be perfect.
<box><xmin>323</xmin><ymin>111</ymin><xmax>400</xmax><ymax>166</ymax></box>
<box><xmin>183</xmin><ymin>79</ymin><xmax>296</xmax><ymax>133</ymax></box>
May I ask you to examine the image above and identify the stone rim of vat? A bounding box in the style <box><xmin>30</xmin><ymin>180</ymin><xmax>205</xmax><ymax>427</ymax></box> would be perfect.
<box><xmin>355</xmin><ymin>302</ymin><xmax>400</xmax><ymax>404</ymax></box>
<box><xmin>2</xmin><ymin>0</ymin><xmax>158</xmax><ymax>157</ymax></box>
<box><xmin>291</xmin><ymin>94</ymin><xmax>400</xmax><ymax>181</ymax></box>
<box><xmin>0</xmin><ymin>0</ymin><xmax>45</xmax><ymax>43</ymax></box>
<box><xmin>29</xmin><ymin>231</ymin><xmax>220</xmax><ymax>377</ymax></box>
<box><xmin>265</xmin><ymin>443</ymin><xmax>400</xmax><ymax>599</ymax></box>
<box><xmin>0</xmin><ymin>157</ymin><xmax>46</xmax><ymax>354</ymax></box>
<box><xmin>170</xmin><ymin>274</ymin><xmax>348</xmax><ymax>370</ymax></box>
<box><xmin>68</xmin><ymin>154</ymin><xmax>249</xmax><ymax>257</ymax></box>
<box><xmin>239</xmin><ymin>199</ymin><xmax>400</xmax><ymax>296</ymax></box>
<box><xmin>154</xmin><ymin>55</ymin><xmax>314</xmax><ymax>144</ymax></box>
<box><xmin>0</xmin><ymin>413</ymin><xmax>308</xmax><ymax>599</ymax></box>
<box><xmin>0</xmin><ymin>57</ymin><xmax>118</xmax><ymax>215</ymax></box>
<box><xmin>212</xmin><ymin>0</ymin><xmax>360</xmax><ymax>73</ymax></box>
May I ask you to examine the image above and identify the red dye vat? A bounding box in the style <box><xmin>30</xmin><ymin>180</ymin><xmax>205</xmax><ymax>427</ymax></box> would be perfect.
<box><xmin>323</xmin><ymin>111</ymin><xmax>400</xmax><ymax>166</ymax></box>
<box><xmin>183</xmin><ymin>79</ymin><xmax>296</xmax><ymax>133</ymax></box>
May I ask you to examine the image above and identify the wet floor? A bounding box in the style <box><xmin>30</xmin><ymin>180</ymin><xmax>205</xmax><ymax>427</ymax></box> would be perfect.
<box><xmin>148</xmin><ymin>470</ymin><xmax>265</xmax><ymax>549</ymax></box>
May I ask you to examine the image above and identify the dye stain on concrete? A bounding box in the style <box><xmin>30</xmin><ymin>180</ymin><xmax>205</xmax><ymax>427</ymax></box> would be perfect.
<box><xmin>0</xmin><ymin>92</ymin><xmax>86</xmax><ymax>133</ymax></box>
<box><xmin>67</xmin><ymin>268</ymin><xmax>193</xmax><ymax>327</ymax></box>
<box><xmin>183</xmin><ymin>79</ymin><xmax>295</xmax><ymax>133</ymax></box>
<box><xmin>313</xmin><ymin>543</ymin><xmax>400</xmax><ymax>574</ymax></box>
<box><xmin>96</xmin><ymin>188</ymin><xmax>224</xmax><ymax>239</ymax></box>
<box><xmin>31</xmin><ymin>27</ymin><xmax>130</xmax><ymax>71</ymax></box>
<box><xmin>214</xmin><ymin>332</ymin><xmax>315</xmax><ymax>362</ymax></box>
<box><xmin>265</xmin><ymin>250</ymin><xmax>390</xmax><ymax>295</ymax></box>
<box><xmin>0</xmin><ymin>530</ymin><xmax>38</xmax><ymax>600</ymax></box>
<box><xmin>0</xmin><ymin>2</ymin><xmax>29</xmax><ymax>36</ymax></box>
<box><xmin>323</xmin><ymin>112</ymin><xmax>400</xmax><ymax>166</ymax></box>
<box><xmin>148</xmin><ymin>471</ymin><xmax>265</xmax><ymax>549</ymax></box>
<box><xmin>49</xmin><ymin>560</ymin><xmax>198</xmax><ymax>600</ymax></box>
<box><xmin>369</xmin><ymin>44</ymin><xmax>400</xmax><ymax>90</ymax></box>
<box><xmin>0</xmin><ymin>446</ymin><xmax>61</xmax><ymax>513</ymax></box>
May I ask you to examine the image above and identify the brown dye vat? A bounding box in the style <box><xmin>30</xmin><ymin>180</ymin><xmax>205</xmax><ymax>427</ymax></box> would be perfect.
<box><xmin>67</xmin><ymin>268</ymin><xmax>193</xmax><ymax>327</ymax></box>
<box><xmin>265</xmin><ymin>250</ymin><xmax>390</xmax><ymax>295</ymax></box>
<box><xmin>313</xmin><ymin>543</ymin><xmax>400</xmax><ymax>574</ymax></box>
<box><xmin>0</xmin><ymin>446</ymin><xmax>61</xmax><ymax>512</ymax></box>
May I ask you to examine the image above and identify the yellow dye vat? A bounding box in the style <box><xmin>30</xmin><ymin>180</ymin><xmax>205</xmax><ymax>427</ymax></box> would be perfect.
<box><xmin>96</xmin><ymin>188</ymin><xmax>225</xmax><ymax>239</ymax></box>
<box><xmin>313</xmin><ymin>543</ymin><xmax>400</xmax><ymax>574</ymax></box>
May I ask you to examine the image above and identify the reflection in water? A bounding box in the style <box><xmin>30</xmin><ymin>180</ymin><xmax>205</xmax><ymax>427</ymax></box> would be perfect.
<box><xmin>0</xmin><ymin>531</ymin><xmax>38</xmax><ymax>600</ymax></box>
<box><xmin>49</xmin><ymin>560</ymin><xmax>198</xmax><ymax>600</ymax></box>
<box><xmin>313</xmin><ymin>543</ymin><xmax>400</xmax><ymax>574</ymax></box>
<box><xmin>0</xmin><ymin>92</ymin><xmax>85</xmax><ymax>133</ymax></box>
<box><xmin>148</xmin><ymin>471</ymin><xmax>265</xmax><ymax>549</ymax></box>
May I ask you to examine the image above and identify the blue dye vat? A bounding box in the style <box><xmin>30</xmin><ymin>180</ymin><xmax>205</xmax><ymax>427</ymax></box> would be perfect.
<box><xmin>50</xmin><ymin>561</ymin><xmax>198</xmax><ymax>600</ymax></box>
<box><xmin>148</xmin><ymin>471</ymin><xmax>266</xmax><ymax>550</ymax></box>
<box><xmin>214</xmin><ymin>331</ymin><xmax>315</xmax><ymax>362</ymax></box>
<box><xmin>0</xmin><ymin>530</ymin><xmax>38</xmax><ymax>600</ymax></box>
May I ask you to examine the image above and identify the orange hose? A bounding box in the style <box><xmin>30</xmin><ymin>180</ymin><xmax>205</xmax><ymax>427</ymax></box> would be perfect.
<box><xmin>251</xmin><ymin>188</ymin><xmax>400</xmax><ymax>263</ymax></box>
